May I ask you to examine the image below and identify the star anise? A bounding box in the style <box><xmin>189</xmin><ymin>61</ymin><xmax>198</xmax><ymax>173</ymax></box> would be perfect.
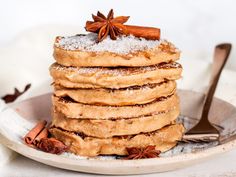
<box><xmin>85</xmin><ymin>9</ymin><xmax>130</xmax><ymax>42</ymax></box>
<box><xmin>38</xmin><ymin>137</ymin><xmax>68</xmax><ymax>155</ymax></box>
<box><xmin>124</xmin><ymin>145</ymin><xmax>161</xmax><ymax>160</ymax></box>
<box><xmin>1</xmin><ymin>84</ymin><xmax>31</xmax><ymax>103</ymax></box>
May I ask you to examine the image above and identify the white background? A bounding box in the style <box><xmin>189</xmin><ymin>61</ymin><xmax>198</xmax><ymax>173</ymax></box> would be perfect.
<box><xmin>0</xmin><ymin>0</ymin><xmax>236</xmax><ymax>69</ymax></box>
<box><xmin>0</xmin><ymin>0</ymin><xmax>236</xmax><ymax>96</ymax></box>
<box><xmin>1</xmin><ymin>0</ymin><xmax>236</xmax><ymax>176</ymax></box>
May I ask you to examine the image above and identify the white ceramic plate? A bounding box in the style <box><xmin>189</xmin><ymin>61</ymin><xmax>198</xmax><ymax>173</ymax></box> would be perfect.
<box><xmin>0</xmin><ymin>89</ymin><xmax>236</xmax><ymax>175</ymax></box>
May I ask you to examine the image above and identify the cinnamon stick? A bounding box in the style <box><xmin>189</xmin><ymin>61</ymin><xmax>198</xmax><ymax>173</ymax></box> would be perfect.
<box><xmin>33</xmin><ymin>127</ymin><xmax>49</xmax><ymax>146</ymax></box>
<box><xmin>24</xmin><ymin>120</ymin><xmax>47</xmax><ymax>145</ymax></box>
<box><xmin>125</xmin><ymin>25</ymin><xmax>160</xmax><ymax>40</ymax></box>
<box><xmin>86</xmin><ymin>21</ymin><xmax>160</xmax><ymax>40</ymax></box>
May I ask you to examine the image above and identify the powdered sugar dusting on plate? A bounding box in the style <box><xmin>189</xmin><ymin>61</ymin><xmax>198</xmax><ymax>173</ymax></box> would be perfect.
<box><xmin>55</xmin><ymin>33</ymin><xmax>160</xmax><ymax>54</ymax></box>
<box><xmin>59</xmin><ymin>115</ymin><xmax>219</xmax><ymax>160</ymax></box>
<box><xmin>0</xmin><ymin>105</ymin><xmax>224</xmax><ymax>161</ymax></box>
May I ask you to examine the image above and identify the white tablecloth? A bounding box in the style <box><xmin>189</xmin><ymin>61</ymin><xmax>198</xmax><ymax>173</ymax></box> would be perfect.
<box><xmin>1</xmin><ymin>26</ymin><xmax>236</xmax><ymax>177</ymax></box>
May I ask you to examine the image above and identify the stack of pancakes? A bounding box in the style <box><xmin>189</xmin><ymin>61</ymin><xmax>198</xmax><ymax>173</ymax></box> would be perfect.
<box><xmin>49</xmin><ymin>34</ymin><xmax>185</xmax><ymax>157</ymax></box>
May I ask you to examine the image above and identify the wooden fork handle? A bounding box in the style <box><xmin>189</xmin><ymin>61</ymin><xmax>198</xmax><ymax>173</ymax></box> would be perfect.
<box><xmin>201</xmin><ymin>43</ymin><xmax>232</xmax><ymax>119</ymax></box>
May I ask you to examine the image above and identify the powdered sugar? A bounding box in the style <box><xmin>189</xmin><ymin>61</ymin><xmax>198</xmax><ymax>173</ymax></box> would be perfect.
<box><xmin>51</xmin><ymin>62</ymin><xmax>181</xmax><ymax>77</ymax></box>
<box><xmin>55</xmin><ymin>33</ymin><xmax>160</xmax><ymax>54</ymax></box>
<box><xmin>60</xmin><ymin>140</ymin><xmax>218</xmax><ymax>160</ymax></box>
<box><xmin>52</xmin><ymin>63</ymin><xmax>101</xmax><ymax>75</ymax></box>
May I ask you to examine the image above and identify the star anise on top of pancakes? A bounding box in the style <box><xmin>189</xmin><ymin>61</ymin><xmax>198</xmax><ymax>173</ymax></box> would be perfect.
<box><xmin>124</xmin><ymin>145</ymin><xmax>161</xmax><ymax>160</ymax></box>
<box><xmin>85</xmin><ymin>9</ymin><xmax>130</xmax><ymax>42</ymax></box>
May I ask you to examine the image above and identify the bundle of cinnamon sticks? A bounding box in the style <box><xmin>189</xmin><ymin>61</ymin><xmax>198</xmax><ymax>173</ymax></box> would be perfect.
<box><xmin>24</xmin><ymin>120</ymin><xmax>67</xmax><ymax>154</ymax></box>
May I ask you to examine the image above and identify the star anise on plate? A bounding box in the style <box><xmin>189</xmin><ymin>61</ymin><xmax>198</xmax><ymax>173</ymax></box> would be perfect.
<box><xmin>124</xmin><ymin>145</ymin><xmax>161</xmax><ymax>160</ymax></box>
<box><xmin>85</xmin><ymin>9</ymin><xmax>130</xmax><ymax>42</ymax></box>
<box><xmin>38</xmin><ymin>137</ymin><xmax>68</xmax><ymax>155</ymax></box>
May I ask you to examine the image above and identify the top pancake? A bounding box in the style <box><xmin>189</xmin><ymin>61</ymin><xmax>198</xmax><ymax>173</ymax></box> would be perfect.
<box><xmin>53</xmin><ymin>33</ymin><xmax>180</xmax><ymax>67</ymax></box>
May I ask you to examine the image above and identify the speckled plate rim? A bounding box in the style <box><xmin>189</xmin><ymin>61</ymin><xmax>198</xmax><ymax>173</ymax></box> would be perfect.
<box><xmin>0</xmin><ymin>89</ymin><xmax>236</xmax><ymax>175</ymax></box>
<box><xmin>1</xmin><ymin>133</ymin><xmax>236</xmax><ymax>175</ymax></box>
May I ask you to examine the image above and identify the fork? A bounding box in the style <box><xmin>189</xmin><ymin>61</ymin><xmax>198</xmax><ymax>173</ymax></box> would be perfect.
<box><xmin>182</xmin><ymin>43</ymin><xmax>232</xmax><ymax>143</ymax></box>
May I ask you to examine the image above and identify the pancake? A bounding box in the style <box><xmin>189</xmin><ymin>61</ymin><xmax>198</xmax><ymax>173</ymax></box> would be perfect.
<box><xmin>52</xmin><ymin>93</ymin><xmax>179</xmax><ymax>119</ymax></box>
<box><xmin>54</xmin><ymin>81</ymin><xmax>176</xmax><ymax>106</ymax></box>
<box><xmin>52</xmin><ymin>107</ymin><xmax>179</xmax><ymax>138</ymax></box>
<box><xmin>53</xmin><ymin>34</ymin><xmax>180</xmax><ymax>67</ymax></box>
<box><xmin>49</xmin><ymin>123</ymin><xmax>185</xmax><ymax>156</ymax></box>
<box><xmin>50</xmin><ymin>62</ymin><xmax>182</xmax><ymax>89</ymax></box>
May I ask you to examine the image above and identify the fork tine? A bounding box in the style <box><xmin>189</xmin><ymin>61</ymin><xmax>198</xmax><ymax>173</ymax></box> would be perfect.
<box><xmin>182</xmin><ymin>133</ymin><xmax>219</xmax><ymax>143</ymax></box>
